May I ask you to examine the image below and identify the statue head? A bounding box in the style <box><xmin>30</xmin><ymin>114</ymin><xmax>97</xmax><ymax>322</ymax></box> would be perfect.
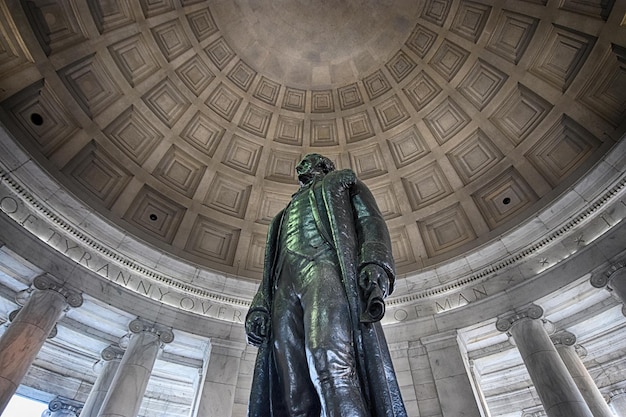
<box><xmin>296</xmin><ymin>153</ymin><xmax>336</xmax><ymax>186</ymax></box>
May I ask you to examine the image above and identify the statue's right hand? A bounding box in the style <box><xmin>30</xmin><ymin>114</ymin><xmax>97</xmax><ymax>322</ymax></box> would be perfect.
<box><xmin>245</xmin><ymin>311</ymin><xmax>270</xmax><ymax>347</ymax></box>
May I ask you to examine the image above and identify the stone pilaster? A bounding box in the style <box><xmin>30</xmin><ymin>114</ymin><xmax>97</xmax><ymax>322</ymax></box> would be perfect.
<box><xmin>551</xmin><ymin>331</ymin><xmax>614</xmax><ymax>417</ymax></box>
<box><xmin>590</xmin><ymin>262</ymin><xmax>626</xmax><ymax>316</ymax></box>
<box><xmin>194</xmin><ymin>339</ymin><xmax>246</xmax><ymax>417</ymax></box>
<box><xmin>41</xmin><ymin>397</ymin><xmax>83</xmax><ymax>417</ymax></box>
<box><xmin>80</xmin><ymin>345</ymin><xmax>125</xmax><ymax>417</ymax></box>
<box><xmin>0</xmin><ymin>275</ymin><xmax>82</xmax><ymax>413</ymax></box>
<box><xmin>387</xmin><ymin>341</ymin><xmax>419</xmax><ymax>416</ymax></box>
<box><xmin>468</xmin><ymin>359</ymin><xmax>491</xmax><ymax>417</ymax></box>
<box><xmin>496</xmin><ymin>305</ymin><xmax>593</xmax><ymax>417</ymax></box>
<box><xmin>608</xmin><ymin>388</ymin><xmax>626</xmax><ymax>417</ymax></box>
<box><xmin>421</xmin><ymin>330</ymin><xmax>483</xmax><ymax>417</ymax></box>
<box><xmin>407</xmin><ymin>340</ymin><xmax>443</xmax><ymax>417</ymax></box>
<box><xmin>98</xmin><ymin>318</ymin><xmax>174</xmax><ymax>417</ymax></box>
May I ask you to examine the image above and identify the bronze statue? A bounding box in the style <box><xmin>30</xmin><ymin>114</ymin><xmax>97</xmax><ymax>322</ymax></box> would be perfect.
<box><xmin>246</xmin><ymin>153</ymin><xmax>407</xmax><ymax>417</ymax></box>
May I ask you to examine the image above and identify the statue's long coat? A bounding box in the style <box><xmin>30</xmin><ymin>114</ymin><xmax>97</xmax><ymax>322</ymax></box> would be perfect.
<box><xmin>247</xmin><ymin>169</ymin><xmax>408</xmax><ymax>417</ymax></box>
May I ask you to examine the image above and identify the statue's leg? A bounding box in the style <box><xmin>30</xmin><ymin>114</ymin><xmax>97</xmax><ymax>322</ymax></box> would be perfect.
<box><xmin>301</xmin><ymin>261</ymin><xmax>369</xmax><ymax>417</ymax></box>
<box><xmin>272</xmin><ymin>259</ymin><xmax>321</xmax><ymax>417</ymax></box>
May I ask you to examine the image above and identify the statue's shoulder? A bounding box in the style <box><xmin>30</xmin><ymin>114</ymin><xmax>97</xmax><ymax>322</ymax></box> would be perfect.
<box><xmin>324</xmin><ymin>169</ymin><xmax>357</xmax><ymax>188</ymax></box>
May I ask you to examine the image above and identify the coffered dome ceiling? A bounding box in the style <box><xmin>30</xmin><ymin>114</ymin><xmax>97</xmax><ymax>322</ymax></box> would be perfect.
<box><xmin>0</xmin><ymin>0</ymin><xmax>624</xmax><ymax>281</ymax></box>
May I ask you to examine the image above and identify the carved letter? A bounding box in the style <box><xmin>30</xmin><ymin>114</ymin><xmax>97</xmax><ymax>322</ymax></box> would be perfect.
<box><xmin>96</xmin><ymin>263</ymin><xmax>110</xmax><ymax>278</ymax></box>
<box><xmin>115</xmin><ymin>271</ymin><xmax>131</xmax><ymax>286</ymax></box>
<box><xmin>180</xmin><ymin>297</ymin><xmax>195</xmax><ymax>310</ymax></box>
<box><xmin>201</xmin><ymin>302</ymin><xmax>214</xmax><ymax>315</ymax></box>
<box><xmin>232</xmin><ymin>309</ymin><xmax>242</xmax><ymax>323</ymax></box>
<box><xmin>20</xmin><ymin>214</ymin><xmax>37</xmax><ymax>227</ymax></box>
<box><xmin>472</xmin><ymin>285</ymin><xmax>488</xmax><ymax>300</ymax></box>
<box><xmin>63</xmin><ymin>239</ymin><xmax>79</xmax><ymax>254</ymax></box>
<box><xmin>218</xmin><ymin>306</ymin><xmax>227</xmax><ymax>319</ymax></box>
<box><xmin>435</xmin><ymin>298</ymin><xmax>452</xmax><ymax>313</ymax></box>
<box><xmin>79</xmin><ymin>251</ymin><xmax>92</xmax><ymax>267</ymax></box>
<box><xmin>0</xmin><ymin>196</ymin><xmax>18</xmax><ymax>214</ymax></box>
<box><xmin>157</xmin><ymin>288</ymin><xmax>170</xmax><ymax>301</ymax></box>
<box><xmin>136</xmin><ymin>280</ymin><xmax>152</xmax><ymax>295</ymax></box>
<box><xmin>46</xmin><ymin>229</ymin><xmax>61</xmax><ymax>243</ymax></box>
<box><xmin>394</xmin><ymin>309</ymin><xmax>408</xmax><ymax>322</ymax></box>
<box><xmin>458</xmin><ymin>293</ymin><xmax>470</xmax><ymax>305</ymax></box>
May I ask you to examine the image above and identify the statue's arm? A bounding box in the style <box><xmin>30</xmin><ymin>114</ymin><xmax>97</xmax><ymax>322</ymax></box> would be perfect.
<box><xmin>352</xmin><ymin>179</ymin><xmax>396</xmax><ymax>295</ymax></box>
<box><xmin>245</xmin><ymin>210</ymin><xmax>283</xmax><ymax>346</ymax></box>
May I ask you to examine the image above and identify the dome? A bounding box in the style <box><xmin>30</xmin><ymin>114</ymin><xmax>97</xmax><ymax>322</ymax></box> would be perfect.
<box><xmin>0</xmin><ymin>0</ymin><xmax>625</xmax><ymax>416</ymax></box>
<box><xmin>0</xmin><ymin>0</ymin><xmax>623</xmax><ymax>281</ymax></box>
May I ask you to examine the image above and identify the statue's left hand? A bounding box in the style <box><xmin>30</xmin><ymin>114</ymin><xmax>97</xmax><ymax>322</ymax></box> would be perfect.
<box><xmin>245</xmin><ymin>310</ymin><xmax>270</xmax><ymax>347</ymax></box>
<box><xmin>359</xmin><ymin>264</ymin><xmax>389</xmax><ymax>323</ymax></box>
<box><xmin>359</xmin><ymin>264</ymin><xmax>389</xmax><ymax>298</ymax></box>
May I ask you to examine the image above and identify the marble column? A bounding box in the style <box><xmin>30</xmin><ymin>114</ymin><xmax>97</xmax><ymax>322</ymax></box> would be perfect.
<box><xmin>98</xmin><ymin>318</ymin><xmax>174</xmax><ymax>417</ymax></box>
<box><xmin>0</xmin><ymin>275</ymin><xmax>82</xmax><ymax>413</ymax></box>
<box><xmin>496</xmin><ymin>305</ymin><xmax>593</xmax><ymax>417</ymax></box>
<box><xmin>608</xmin><ymin>389</ymin><xmax>626</xmax><ymax>417</ymax></box>
<box><xmin>194</xmin><ymin>339</ymin><xmax>246</xmax><ymax>417</ymax></box>
<box><xmin>421</xmin><ymin>330</ymin><xmax>483</xmax><ymax>417</ymax></box>
<box><xmin>551</xmin><ymin>331</ymin><xmax>614</xmax><ymax>417</ymax></box>
<box><xmin>590</xmin><ymin>263</ymin><xmax>626</xmax><ymax>316</ymax></box>
<box><xmin>41</xmin><ymin>397</ymin><xmax>83</xmax><ymax>417</ymax></box>
<box><xmin>80</xmin><ymin>345</ymin><xmax>124</xmax><ymax>417</ymax></box>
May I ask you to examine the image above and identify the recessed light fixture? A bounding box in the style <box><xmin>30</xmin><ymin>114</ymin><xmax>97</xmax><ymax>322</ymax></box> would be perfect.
<box><xmin>30</xmin><ymin>113</ymin><xmax>44</xmax><ymax>126</ymax></box>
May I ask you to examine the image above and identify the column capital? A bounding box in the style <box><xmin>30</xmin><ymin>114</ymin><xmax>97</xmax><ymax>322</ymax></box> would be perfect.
<box><xmin>44</xmin><ymin>397</ymin><xmax>83</xmax><ymax>417</ymax></box>
<box><xmin>93</xmin><ymin>345</ymin><xmax>125</xmax><ymax>373</ymax></box>
<box><xmin>101</xmin><ymin>344</ymin><xmax>125</xmax><ymax>361</ymax></box>
<box><xmin>30</xmin><ymin>275</ymin><xmax>83</xmax><ymax>308</ymax></box>
<box><xmin>495</xmin><ymin>304</ymin><xmax>543</xmax><ymax>332</ymax></box>
<box><xmin>48</xmin><ymin>324</ymin><xmax>57</xmax><ymax>339</ymax></box>
<box><xmin>8</xmin><ymin>309</ymin><xmax>19</xmax><ymax>321</ymax></box>
<box><xmin>551</xmin><ymin>330</ymin><xmax>577</xmax><ymax>346</ymax></box>
<box><xmin>128</xmin><ymin>318</ymin><xmax>174</xmax><ymax>344</ymax></box>
<box><xmin>592</xmin><ymin>262</ymin><xmax>626</xmax><ymax>316</ymax></box>
<box><xmin>609</xmin><ymin>388</ymin><xmax>626</xmax><ymax>402</ymax></box>
<box><xmin>590</xmin><ymin>262</ymin><xmax>626</xmax><ymax>289</ymax></box>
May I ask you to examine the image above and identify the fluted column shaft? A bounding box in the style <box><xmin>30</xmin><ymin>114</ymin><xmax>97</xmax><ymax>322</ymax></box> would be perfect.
<box><xmin>0</xmin><ymin>276</ymin><xmax>82</xmax><ymax>413</ymax></box>
<box><xmin>98</xmin><ymin>319</ymin><xmax>173</xmax><ymax>417</ymax></box>
<box><xmin>497</xmin><ymin>305</ymin><xmax>593</xmax><ymax>417</ymax></box>
<box><xmin>609</xmin><ymin>389</ymin><xmax>626</xmax><ymax>417</ymax></box>
<box><xmin>80</xmin><ymin>346</ymin><xmax>124</xmax><ymax>417</ymax></box>
<box><xmin>552</xmin><ymin>331</ymin><xmax>614</xmax><ymax>417</ymax></box>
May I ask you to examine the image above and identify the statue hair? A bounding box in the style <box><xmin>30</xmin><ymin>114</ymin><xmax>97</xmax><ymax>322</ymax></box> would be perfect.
<box><xmin>305</xmin><ymin>153</ymin><xmax>336</xmax><ymax>174</ymax></box>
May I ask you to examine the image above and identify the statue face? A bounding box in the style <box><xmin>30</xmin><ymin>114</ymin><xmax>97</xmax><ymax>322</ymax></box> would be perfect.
<box><xmin>296</xmin><ymin>154</ymin><xmax>326</xmax><ymax>186</ymax></box>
